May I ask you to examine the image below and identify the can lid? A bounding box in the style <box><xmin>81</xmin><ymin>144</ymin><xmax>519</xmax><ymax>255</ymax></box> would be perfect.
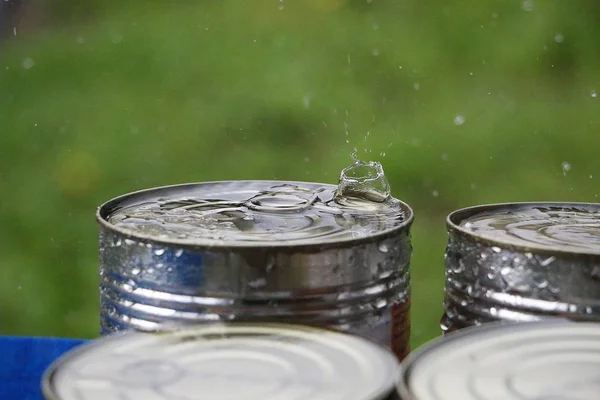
<box><xmin>43</xmin><ymin>323</ymin><xmax>399</xmax><ymax>400</ymax></box>
<box><xmin>398</xmin><ymin>320</ymin><xmax>600</xmax><ymax>400</ymax></box>
<box><xmin>98</xmin><ymin>180</ymin><xmax>412</xmax><ymax>248</ymax></box>
<box><xmin>448</xmin><ymin>202</ymin><xmax>600</xmax><ymax>256</ymax></box>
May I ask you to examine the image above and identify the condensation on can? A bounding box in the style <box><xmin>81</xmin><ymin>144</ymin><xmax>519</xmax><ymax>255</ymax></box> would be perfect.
<box><xmin>42</xmin><ymin>322</ymin><xmax>401</xmax><ymax>400</ymax></box>
<box><xmin>441</xmin><ymin>202</ymin><xmax>600</xmax><ymax>334</ymax></box>
<box><xmin>396</xmin><ymin>319</ymin><xmax>600</xmax><ymax>400</ymax></box>
<box><xmin>96</xmin><ymin>180</ymin><xmax>414</xmax><ymax>361</ymax></box>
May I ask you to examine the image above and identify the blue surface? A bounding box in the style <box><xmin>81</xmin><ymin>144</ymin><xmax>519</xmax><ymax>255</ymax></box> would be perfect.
<box><xmin>0</xmin><ymin>336</ymin><xmax>87</xmax><ymax>400</ymax></box>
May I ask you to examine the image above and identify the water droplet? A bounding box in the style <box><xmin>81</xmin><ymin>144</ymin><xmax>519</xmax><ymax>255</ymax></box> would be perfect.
<box><xmin>586</xmin><ymin>306</ymin><xmax>593</xmax><ymax>314</ymax></box>
<box><xmin>590</xmin><ymin>174</ymin><xmax>594</xmax><ymax>179</ymax></box>
<box><xmin>248</xmin><ymin>278</ymin><xmax>267</xmax><ymax>289</ymax></box>
<box><xmin>335</xmin><ymin>150</ymin><xmax>391</xmax><ymax>203</ymax></box>
<box><xmin>154</xmin><ymin>248</ymin><xmax>166</xmax><ymax>256</ymax></box>
<box><xmin>441</xmin><ymin>153</ymin><xmax>448</xmax><ymax>161</ymax></box>
<box><xmin>17</xmin><ymin>285</ymin><xmax>22</xmax><ymax>290</ymax></box>
<box><xmin>590</xmin><ymin>90</ymin><xmax>598</xmax><ymax>98</ymax></box>
<box><xmin>131</xmin><ymin>267</ymin><xmax>141</xmax><ymax>276</ymax></box>
<box><xmin>554</xmin><ymin>33</ymin><xmax>564</xmax><ymax>43</ymax></box>
<box><xmin>302</xmin><ymin>94</ymin><xmax>311</xmax><ymax>110</ymax></box>
<box><xmin>278</xmin><ymin>0</ymin><xmax>284</xmax><ymax>10</ymax></box>
<box><xmin>372</xmin><ymin>23</ymin><xmax>379</xmax><ymax>30</ymax></box>
<box><xmin>535</xmin><ymin>279</ymin><xmax>548</xmax><ymax>289</ymax></box>
<box><xmin>500</xmin><ymin>267</ymin><xmax>511</xmax><ymax>276</ymax></box>
<box><xmin>378</xmin><ymin>243</ymin><xmax>389</xmax><ymax>253</ymax></box>
<box><xmin>463</xmin><ymin>222</ymin><xmax>473</xmax><ymax>229</ymax></box>
<box><xmin>432</xmin><ymin>190</ymin><xmax>439</xmax><ymax>197</ymax></box>
<box><xmin>372</xmin><ymin>48</ymin><xmax>379</xmax><ymax>56</ymax></box>
<box><xmin>22</xmin><ymin>57</ymin><xmax>35</xmax><ymax>70</ymax></box>
<box><xmin>492</xmin><ymin>246</ymin><xmax>502</xmax><ymax>253</ymax></box>
<box><xmin>522</xmin><ymin>0</ymin><xmax>534</xmax><ymax>11</ymax></box>
<box><xmin>561</xmin><ymin>161</ymin><xmax>571</xmax><ymax>175</ymax></box>
<box><xmin>175</xmin><ymin>249</ymin><xmax>183</xmax><ymax>257</ymax></box>
<box><xmin>540</xmin><ymin>256</ymin><xmax>556</xmax><ymax>267</ymax></box>
<box><xmin>413</xmin><ymin>82</ymin><xmax>420</xmax><ymax>90</ymax></box>
<box><xmin>453</xmin><ymin>114</ymin><xmax>465</xmax><ymax>126</ymax></box>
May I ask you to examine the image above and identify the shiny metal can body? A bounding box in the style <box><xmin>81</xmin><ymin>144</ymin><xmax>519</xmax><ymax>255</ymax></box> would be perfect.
<box><xmin>441</xmin><ymin>202</ymin><xmax>600</xmax><ymax>333</ymax></box>
<box><xmin>97</xmin><ymin>180</ymin><xmax>413</xmax><ymax>360</ymax></box>
<box><xmin>396</xmin><ymin>320</ymin><xmax>600</xmax><ymax>400</ymax></box>
<box><xmin>43</xmin><ymin>322</ymin><xmax>401</xmax><ymax>400</ymax></box>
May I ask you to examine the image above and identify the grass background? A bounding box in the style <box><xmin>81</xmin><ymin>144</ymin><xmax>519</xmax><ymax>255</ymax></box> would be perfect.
<box><xmin>1</xmin><ymin>0</ymin><xmax>599</xmax><ymax>349</ymax></box>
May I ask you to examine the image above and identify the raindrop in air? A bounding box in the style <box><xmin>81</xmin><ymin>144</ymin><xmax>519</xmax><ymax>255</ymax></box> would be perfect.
<box><xmin>432</xmin><ymin>190</ymin><xmax>439</xmax><ymax>197</ymax></box>
<box><xmin>453</xmin><ymin>114</ymin><xmax>465</xmax><ymax>126</ymax></box>
<box><xmin>22</xmin><ymin>58</ymin><xmax>35</xmax><ymax>70</ymax></box>
<box><xmin>554</xmin><ymin>33</ymin><xmax>564</xmax><ymax>43</ymax></box>
<box><xmin>561</xmin><ymin>161</ymin><xmax>571</xmax><ymax>176</ymax></box>
<box><xmin>590</xmin><ymin>90</ymin><xmax>598</xmax><ymax>98</ymax></box>
<box><xmin>522</xmin><ymin>0</ymin><xmax>534</xmax><ymax>11</ymax></box>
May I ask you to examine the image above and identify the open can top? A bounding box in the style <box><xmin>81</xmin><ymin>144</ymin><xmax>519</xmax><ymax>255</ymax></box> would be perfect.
<box><xmin>42</xmin><ymin>322</ymin><xmax>400</xmax><ymax>400</ymax></box>
<box><xmin>97</xmin><ymin>180</ymin><xmax>413</xmax><ymax>251</ymax></box>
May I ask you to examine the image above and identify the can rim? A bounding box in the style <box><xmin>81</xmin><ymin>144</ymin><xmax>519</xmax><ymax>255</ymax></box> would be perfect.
<box><xmin>446</xmin><ymin>201</ymin><xmax>600</xmax><ymax>258</ymax></box>
<box><xmin>96</xmin><ymin>180</ymin><xmax>414</xmax><ymax>251</ymax></box>
<box><xmin>396</xmin><ymin>319</ymin><xmax>577</xmax><ymax>400</ymax></box>
<box><xmin>42</xmin><ymin>322</ymin><xmax>399</xmax><ymax>400</ymax></box>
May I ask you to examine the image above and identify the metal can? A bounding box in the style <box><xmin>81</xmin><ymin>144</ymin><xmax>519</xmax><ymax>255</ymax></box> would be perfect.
<box><xmin>97</xmin><ymin>180</ymin><xmax>413</xmax><ymax>361</ymax></box>
<box><xmin>396</xmin><ymin>320</ymin><xmax>600</xmax><ymax>400</ymax></box>
<box><xmin>441</xmin><ymin>202</ymin><xmax>600</xmax><ymax>333</ymax></box>
<box><xmin>42</xmin><ymin>322</ymin><xmax>401</xmax><ymax>400</ymax></box>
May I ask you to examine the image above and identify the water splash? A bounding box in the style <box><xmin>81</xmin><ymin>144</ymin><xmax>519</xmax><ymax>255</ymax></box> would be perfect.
<box><xmin>334</xmin><ymin>148</ymin><xmax>391</xmax><ymax>203</ymax></box>
<box><xmin>108</xmin><ymin>180</ymin><xmax>405</xmax><ymax>244</ymax></box>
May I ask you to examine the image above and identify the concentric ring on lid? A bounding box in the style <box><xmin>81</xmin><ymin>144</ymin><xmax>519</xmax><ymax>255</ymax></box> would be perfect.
<box><xmin>97</xmin><ymin>180</ymin><xmax>413</xmax><ymax>249</ymax></box>
<box><xmin>447</xmin><ymin>202</ymin><xmax>600</xmax><ymax>256</ymax></box>
<box><xmin>398</xmin><ymin>320</ymin><xmax>600</xmax><ymax>400</ymax></box>
<box><xmin>42</xmin><ymin>323</ymin><xmax>400</xmax><ymax>400</ymax></box>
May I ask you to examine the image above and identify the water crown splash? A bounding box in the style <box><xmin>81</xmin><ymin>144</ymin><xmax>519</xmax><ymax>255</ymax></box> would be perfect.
<box><xmin>334</xmin><ymin>148</ymin><xmax>391</xmax><ymax>203</ymax></box>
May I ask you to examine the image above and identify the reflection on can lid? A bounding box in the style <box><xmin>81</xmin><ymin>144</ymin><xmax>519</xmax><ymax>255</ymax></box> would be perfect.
<box><xmin>399</xmin><ymin>320</ymin><xmax>600</xmax><ymax>400</ymax></box>
<box><xmin>43</xmin><ymin>323</ymin><xmax>399</xmax><ymax>400</ymax></box>
<box><xmin>448</xmin><ymin>202</ymin><xmax>600</xmax><ymax>256</ymax></box>
<box><xmin>98</xmin><ymin>180</ymin><xmax>412</xmax><ymax>248</ymax></box>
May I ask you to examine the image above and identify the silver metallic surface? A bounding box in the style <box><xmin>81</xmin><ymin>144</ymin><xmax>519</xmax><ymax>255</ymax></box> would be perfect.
<box><xmin>397</xmin><ymin>320</ymin><xmax>600</xmax><ymax>400</ymax></box>
<box><xmin>442</xmin><ymin>202</ymin><xmax>600</xmax><ymax>333</ymax></box>
<box><xmin>97</xmin><ymin>181</ymin><xmax>413</xmax><ymax>360</ymax></box>
<box><xmin>43</xmin><ymin>322</ymin><xmax>400</xmax><ymax>400</ymax></box>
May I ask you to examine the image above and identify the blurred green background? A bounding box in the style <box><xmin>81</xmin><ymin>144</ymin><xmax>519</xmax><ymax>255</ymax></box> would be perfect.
<box><xmin>1</xmin><ymin>0</ymin><xmax>599</xmax><ymax>349</ymax></box>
